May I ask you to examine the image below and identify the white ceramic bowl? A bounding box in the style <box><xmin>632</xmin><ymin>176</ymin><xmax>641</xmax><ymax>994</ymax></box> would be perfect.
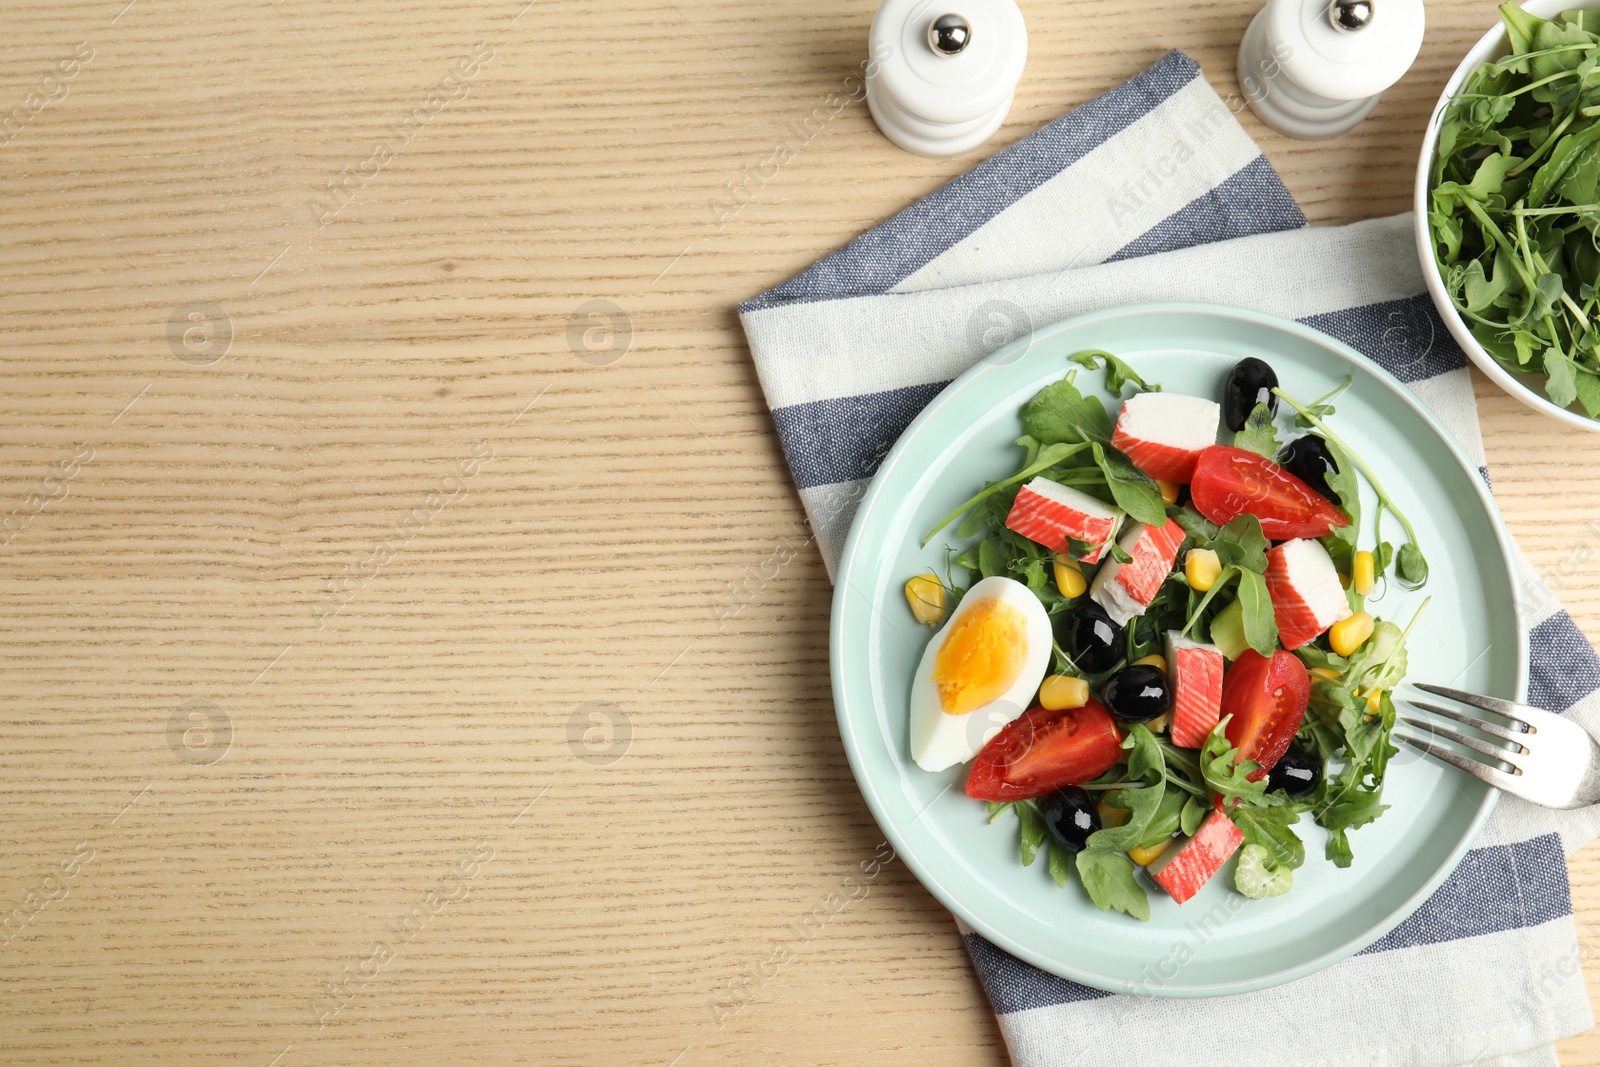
<box><xmin>1413</xmin><ymin>0</ymin><xmax>1600</xmax><ymax>431</ymax></box>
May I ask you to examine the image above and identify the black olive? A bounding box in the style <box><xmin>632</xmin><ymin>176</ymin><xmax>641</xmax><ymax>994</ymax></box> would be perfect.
<box><xmin>1063</xmin><ymin>601</ymin><xmax>1123</xmax><ymax>673</ymax></box>
<box><xmin>1101</xmin><ymin>664</ymin><xmax>1172</xmax><ymax>723</ymax></box>
<box><xmin>1267</xmin><ymin>746</ymin><xmax>1322</xmax><ymax>799</ymax></box>
<box><xmin>1279</xmin><ymin>435</ymin><xmax>1340</xmax><ymax>502</ymax></box>
<box><xmin>1222</xmin><ymin>357</ymin><xmax>1279</xmax><ymax>432</ymax></box>
<box><xmin>1041</xmin><ymin>786</ymin><xmax>1099</xmax><ymax>852</ymax></box>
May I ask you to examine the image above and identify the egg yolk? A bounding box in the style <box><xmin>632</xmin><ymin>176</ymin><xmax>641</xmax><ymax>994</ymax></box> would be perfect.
<box><xmin>932</xmin><ymin>597</ymin><xmax>1028</xmax><ymax>715</ymax></box>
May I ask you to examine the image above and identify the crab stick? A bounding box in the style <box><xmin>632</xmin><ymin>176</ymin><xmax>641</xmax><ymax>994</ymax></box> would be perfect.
<box><xmin>1165</xmin><ymin>632</ymin><xmax>1225</xmax><ymax>749</ymax></box>
<box><xmin>1265</xmin><ymin>538</ymin><xmax>1353</xmax><ymax>651</ymax></box>
<box><xmin>1110</xmin><ymin>392</ymin><xmax>1221</xmax><ymax>484</ymax></box>
<box><xmin>1004</xmin><ymin>478</ymin><xmax>1122</xmax><ymax>563</ymax></box>
<box><xmin>1088</xmin><ymin>517</ymin><xmax>1185</xmax><ymax>626</ymax></box>
<box><xmin>1148</xmin><ymin>810</ymin><xmax>1244</xmax><ymax>905</ymax></box>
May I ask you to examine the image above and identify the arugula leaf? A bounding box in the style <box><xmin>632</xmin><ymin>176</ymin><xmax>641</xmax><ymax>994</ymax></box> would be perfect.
<box><xmin>1016</xmin><ymin>800</ymin><xmax>1047</xmax><ymax>866</ymax></box>
<box><xmin>1229</xmin><ymin>805</ymin><xmax>1306</xmax><ymax>871</ymax></box>
<box><xmin>1321</xmin><ymin>437</ymin><xmax>1362</xmax><ymax>552</ymax></box>
<box><xmin>1088</xmin><ymin>784</ymin><xmax>1168</xmax><ymax>852</ymax></box>
<box><xmin>1397</xmin><ymin>541</ymin><xmax>1429</xmax><ymax>586</ymax></box>
<box><xmin>1075</xmin><ymin>848</ymin><xmax>1151</xmax><ymax>921</ymax></box>
<box><xmin>1205</xmin><ymin>515</ymin><xmax>1269</xmax><ymax>573</ymax></box>
<box><xmin>1179</xmin><ymin>795</ymin><xmax>1207</xmax><ymax>837</ymax></box>
<box><xmin>1091</xmin><ymin>442</ymin><xmax>1168</xmax><ymax>526</ymax></box>
<box><xmin>1232</xmin><ymin>401</ymin><xmax>1280</xmax><ymax>457</ymax></box>
<box><xmin>1232</xmin><ymin>570</ymin><xmax>1280</xmax><ymax>657</ymax></box>
<box><xmin>1021</xmin><ymin>374</ymin><xmax>1111</xmax><ymax>445</ymax></box>
<box><xmin>1068</xmin><ymin>349</ymin><xmax>1161</xmax><ymax>395</ymax></box>
<box><xmin>1169</xmin><ymin>505</ymin><xmax>1219</xmax><ymax>542</ymax></box>
<box><xmin>1199</xmin><ymin>718</ymin><xmax>1275</xmax><ymax>809</ymax></box>
<box><xmin>1048</xmin><ymin>843</ymin><xmax>1073</xmax><ymax>888</ymax></box>
<box><xmin>1373</xmin><ymin>541</ymin><xmax>1394</xmax><ymax>577</ymax></box>
<box><xmin>978</xmin><ymin>538</ymin><xmax>1005</xmax><ymax>579</ymax></box>
<box><xmin>1122</xmin><ymin>724</ymin><xmax>1165</xmax><ymax>784</ymax></box>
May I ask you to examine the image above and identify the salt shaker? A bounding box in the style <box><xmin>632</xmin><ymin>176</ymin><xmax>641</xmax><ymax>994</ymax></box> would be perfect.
<box><xmin>1237</xmin><ymin>0</ymin><xmax>1425</xmax><ymax>139</ymax></box>
<box><xmin>865</xmin><ymin>0</ymin><xmax>1028</xmax><ymax>157</ymax></box>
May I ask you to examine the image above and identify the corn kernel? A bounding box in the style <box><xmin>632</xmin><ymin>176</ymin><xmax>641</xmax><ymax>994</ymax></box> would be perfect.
<box><xmin>1129</xmin><ymin>838</ymin><xmax>1173</xmax><ymax>866</ymax></box>
<box><xmin>1367</xmin><ymin>689</ymin><xmax>1383</xmax><ymax>714</ymax></box>
<box><xmin>1338</xmin><ymin>571</ymin><xmax>1352</xmax><ymax>589</ymax></box>
<box><xmin>1329</xmin><ymin>611</ymin><xmax>1374</xmax><ymax>657</ymax></box>
<box><xmin>1133</xmin><ymin>654</ymin><xmax>1167</xmax><ymax>673</ymax></box>
<box><xmin>1038</xmin><ymin>674</ymin><xmax>1089</xmax><ymax>711</ymax></box>
<box><xmin>1156</xmin><ymin>479</ymin><xmax>1180</xmax><ymax>506</ymax></box>
<box><xmin>1098</xmin><ymin>801</ymin><xmax>1129</xmax><ymax>829</ymax></box>
<box><xmin>1353</xmin><ymin>551</ymin><xmax>1376</xmax><ymax>596</ymax></box>
<box><xmin>1185</xmin><ymin>548</ymin><xmax>1222</xmax><ymax>592</ymax></box>
<box><xmin>904</xmin><ymin>574</ymin><xmax>945</xmax><ymax>625</ymax></box>
<box><xmin>1052</xmin><ymin>555</ymin><xmax>1087</xmax><ymax>599</ymax></box>
<box><xmin>1309</xmin><ymin>667</ymin><xmax>1342</xmax><ymax>683</ymax></box>
<box><xmin>1144</xmin><ymin>711</ymin><xmax>1172</xmax><ymax>734</ymax></box>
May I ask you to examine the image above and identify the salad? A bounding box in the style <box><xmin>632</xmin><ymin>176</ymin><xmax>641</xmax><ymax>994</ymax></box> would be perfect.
<box><xmin>902</xmin><ymin>352</ymin><xmax>1430</xmax><ymax>920</ymax></box>
<box><xmin>1430</xmin><ymin>5</ymin><xmax>1600</xmax><ymax>415</ymax></box>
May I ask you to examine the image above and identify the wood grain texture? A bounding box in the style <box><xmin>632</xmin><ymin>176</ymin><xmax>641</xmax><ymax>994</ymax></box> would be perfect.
<box><xmin>2</xmin><ymin>0</ymin><xmax>1600</xmax><ymax>1063</ymax></box>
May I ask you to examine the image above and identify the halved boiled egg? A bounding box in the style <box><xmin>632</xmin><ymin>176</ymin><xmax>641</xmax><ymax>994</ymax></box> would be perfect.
<box><xmin>909</xmin><ymin>576</ymin><xmax>1053</xmax><ymax>772</ymax></box>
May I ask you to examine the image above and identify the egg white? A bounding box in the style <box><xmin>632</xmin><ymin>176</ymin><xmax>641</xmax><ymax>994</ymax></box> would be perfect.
<box><xmin>909</xmin><ymin>576</ymin><xmax>1053</xmax><ymax>772</ymax></box>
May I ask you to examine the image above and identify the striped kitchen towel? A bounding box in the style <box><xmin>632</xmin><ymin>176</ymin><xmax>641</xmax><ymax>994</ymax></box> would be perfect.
<box><xmin>739</xmin><ymin>51</ymin><xmax>1600</xmax><ymax>1067</ymax></box>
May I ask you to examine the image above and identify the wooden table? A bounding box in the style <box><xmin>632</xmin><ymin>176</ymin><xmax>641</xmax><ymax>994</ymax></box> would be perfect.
<box><xmin>5</xmin><ymin>0</ymin><xmax>1600</xmax><ymax>1063</ymax></box>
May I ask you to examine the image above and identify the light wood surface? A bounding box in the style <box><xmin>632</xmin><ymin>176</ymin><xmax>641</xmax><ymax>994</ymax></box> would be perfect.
<box><xmin>5</xmin><ymin>0</ymin><xmax>1600</xmax><ymax>1063</ymax></box>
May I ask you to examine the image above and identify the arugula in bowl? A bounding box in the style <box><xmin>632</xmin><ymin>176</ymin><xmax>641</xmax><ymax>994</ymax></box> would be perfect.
<box><xmin>1429</xmin><ymin>4</ymin><xmax>1600</xmax><ymax>415</ymax></box>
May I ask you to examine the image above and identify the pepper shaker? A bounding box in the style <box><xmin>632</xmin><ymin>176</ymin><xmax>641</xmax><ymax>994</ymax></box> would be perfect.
<box><xmin>865</xmin><ymin>0</ymin><xmax>1028</xmax><ymax>157</ymax></box>
<box><xmin>1237</xmin><ymin>0</ymin><xmax>1425</xmax><ymax>139</ymax></box>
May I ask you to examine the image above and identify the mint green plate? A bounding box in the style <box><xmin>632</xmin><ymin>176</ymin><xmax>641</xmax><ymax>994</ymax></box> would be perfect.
<box><xmin>830</xmin><ymin>303</ymin><xmax>1524</xmax><ymax>997</ymax></box>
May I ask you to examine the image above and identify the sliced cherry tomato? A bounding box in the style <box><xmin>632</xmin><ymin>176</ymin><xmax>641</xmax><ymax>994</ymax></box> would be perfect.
<box><xmin>1189</xmin><ymin>445</ymin><xmax>1349</xmax><ymax>539</ymax></box>
<box><xmin>1221</xmin><ymin>649</ymin><xmax>1310</xmax><ymax>780</ymax></box>
<box><xmin>965</xmin><ymin>699</ymin><xmax>1123</xmax><ymax>802</ymax></box>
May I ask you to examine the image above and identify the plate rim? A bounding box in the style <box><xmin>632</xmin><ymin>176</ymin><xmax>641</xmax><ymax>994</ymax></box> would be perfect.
<box><xmin>828</xmin><ymin>300</ymin><xmax>1526</xmax><ymax>997</ymax></box>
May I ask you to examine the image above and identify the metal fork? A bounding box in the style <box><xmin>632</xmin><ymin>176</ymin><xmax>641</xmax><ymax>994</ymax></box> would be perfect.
<box><xmin>1393</xmin><ymin>683</ymin><xmax>1600</xmax><ymax>809</ymax></box>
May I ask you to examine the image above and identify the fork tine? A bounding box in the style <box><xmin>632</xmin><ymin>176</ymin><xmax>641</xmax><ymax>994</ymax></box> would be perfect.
<box><xmin>1393</xmin><ymin>731</ymin><xmax>1525</xmax><ymax>793</ymax></box>
<box><xmin>1404</xmin><ymin>701</ymin><xmax>1529</xmax><ymax>745</ymax></box>
<box><xmin>1398</xmin><ymin>716</ymin><xmax>1526</xmax><ymax>769</ymax></box>
<box><xmin>1413</xmin><ymin>683</ymin><xmax>1530</xmax><ymax>728</ymax></box>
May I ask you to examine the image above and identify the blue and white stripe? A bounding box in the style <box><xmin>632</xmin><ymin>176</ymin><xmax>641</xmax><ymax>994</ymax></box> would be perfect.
<box><xmin>740</xmin><ymin>50</ymin><xmax>1600</xmax><ymax>1067</ymax></box>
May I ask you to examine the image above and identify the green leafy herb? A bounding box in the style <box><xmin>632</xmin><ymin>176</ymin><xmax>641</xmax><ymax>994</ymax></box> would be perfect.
<box><xmin>1232</xmin><ymin>401</ymin><xmax>1281</xmax><ymax>457</ymax></box>
<box><xmin>1016</xmin><ymin>800</ymin><xmax>1047</xmax><ymax>866</ymax></box>
<box><xmin>1091</xmin><ymin>441</ymin><xmax>1168</xmax><ymax>526</ymax></box>
<box><xmin>1048</xmin><ymin>842</ymin><xmax>1074</xmax><ymax>888</ymax></box>
<box><xmin>1169</xmin><ymin>505</ymin><xmax>1219</xmax><ymax>542</ymax></box>
<box><xmin>1122</xmin><ymin>724</ymin><xmax>1165</xmax><ymax>784</ymax></box>
<box><xmin>1076</xmin><ymin>848</ymin><xmax>1151</xmax><ymax>921</ymax></box>
<box><xmin>1068</xmin><ymin>349</ymin><xmax>1162</xmax><ymax>395</ymax></box>
<box><xmin>1179</xmin><ymin>795</ymin><xmax>1207</xmax><ymax>836</ymax></box>
<box><xmin>1088</xmin><ymin>784</ymin><xmax>1170</xmax><ymax>852</ymax></box>
<box><xmin>1198</xmin><ymin>718</ymin><xmax>1275</xmax><ymax>809</ymax></box>
<box><xmin>1297</xmin><ymin>605</ymin><xmax>1425</xmax><ymax>866</ymax></box>
<box><xmin>1430</xmin><ymin>5</ymin><xmax>1600</xmax><ymax>416</ymax></box>
<box><xmin>1230</xmin><ymin>805</ymin><xmax>1306</xmax><ymax>872</ymax></box>
<box><xmin>1021</xmin><ymin>373</ymin><xmax>1112</xmax><ymax>445</ymax></box>
<box><xmin>1232</xmin><ymin>570</ymin><xmax>1280</xmax><ymax>657</ymax></box>
<box><xmin>1397</xmin><ymin>541</ymin><xmax>1430</xmax><ymax>586</ymax></box>
<box><xmin>1321</xmin><ymin>436</ymin><xmax>1363</xmax><ymax>567</ymax></box>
